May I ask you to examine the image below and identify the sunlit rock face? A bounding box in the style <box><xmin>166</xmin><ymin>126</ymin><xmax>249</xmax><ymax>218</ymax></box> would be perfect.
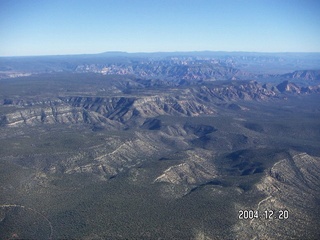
<box><xmin>234</xmin><ymin>151</ymin><xmax>320</xmax><ymax>239</ymax></box>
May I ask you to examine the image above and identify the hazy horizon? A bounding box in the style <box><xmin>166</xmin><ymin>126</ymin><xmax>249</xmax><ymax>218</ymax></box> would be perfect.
<box><xmin>2</xmin><ymin>50</ymin><xmax>320</xmax><ymax>58</ymax></box>
<box><xmin>1</xmin><ymin>0</ymin><xmax>320</xmax><ymax>57</ymax></box>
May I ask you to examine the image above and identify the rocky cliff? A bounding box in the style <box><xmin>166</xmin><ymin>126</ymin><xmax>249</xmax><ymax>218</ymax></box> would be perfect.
<box><xmin>234</xmin><ymin>151</ymin><xmax>320</xmax><ymax>239</ymax></box>
<box><xmin>1</xmin><ymin>80</ymin><xmax>319</xmax><ymax>128</ymax></box>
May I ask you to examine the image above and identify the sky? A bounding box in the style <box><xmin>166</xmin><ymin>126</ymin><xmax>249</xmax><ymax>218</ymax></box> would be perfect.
<box><xmin>0</xmin><ymin>0</ymin><xmax>320</xmax><ymax>56</ymax></box>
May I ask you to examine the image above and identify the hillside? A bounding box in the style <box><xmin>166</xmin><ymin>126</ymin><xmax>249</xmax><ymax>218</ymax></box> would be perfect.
<box><xmin>0</xmin><ymin>57</ymin><xmax>320</xmax><ymax>239</ymax></box>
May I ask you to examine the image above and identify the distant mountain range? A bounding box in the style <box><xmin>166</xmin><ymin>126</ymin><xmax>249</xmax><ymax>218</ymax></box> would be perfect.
<box><xmin>281</xmin><ymin>70</ymin><xmax>320</xmax><ymax>81</ymax></box>
<box><xmin>1</xmin><ymin>51</ymin><xmax>320</xmax><ymax>82</ymax></box>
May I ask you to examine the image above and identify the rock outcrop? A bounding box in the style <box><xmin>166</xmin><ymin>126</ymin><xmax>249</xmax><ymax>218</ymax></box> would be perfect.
<box><xmin>154</xmin><ymin>149</ymin><xmax>217</xmax><ymax>197</ymax></box>
<box><xmin>234</xmin><ymin>151</ymin><xmax>320</xmax><ymax>239</ymax></box>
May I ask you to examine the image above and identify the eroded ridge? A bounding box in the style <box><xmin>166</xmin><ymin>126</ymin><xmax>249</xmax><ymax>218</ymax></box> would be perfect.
<box><xmin>234</xmin><ymin>151</ymin><xmax>320</xmax><ymax>239</ymax></box>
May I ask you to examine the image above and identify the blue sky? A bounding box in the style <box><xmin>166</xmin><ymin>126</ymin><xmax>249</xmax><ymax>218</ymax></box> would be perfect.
<box><xmin>0</xmin><ymin>0</ymin><xmax>320</xmax><ymax>56</ymax></box>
